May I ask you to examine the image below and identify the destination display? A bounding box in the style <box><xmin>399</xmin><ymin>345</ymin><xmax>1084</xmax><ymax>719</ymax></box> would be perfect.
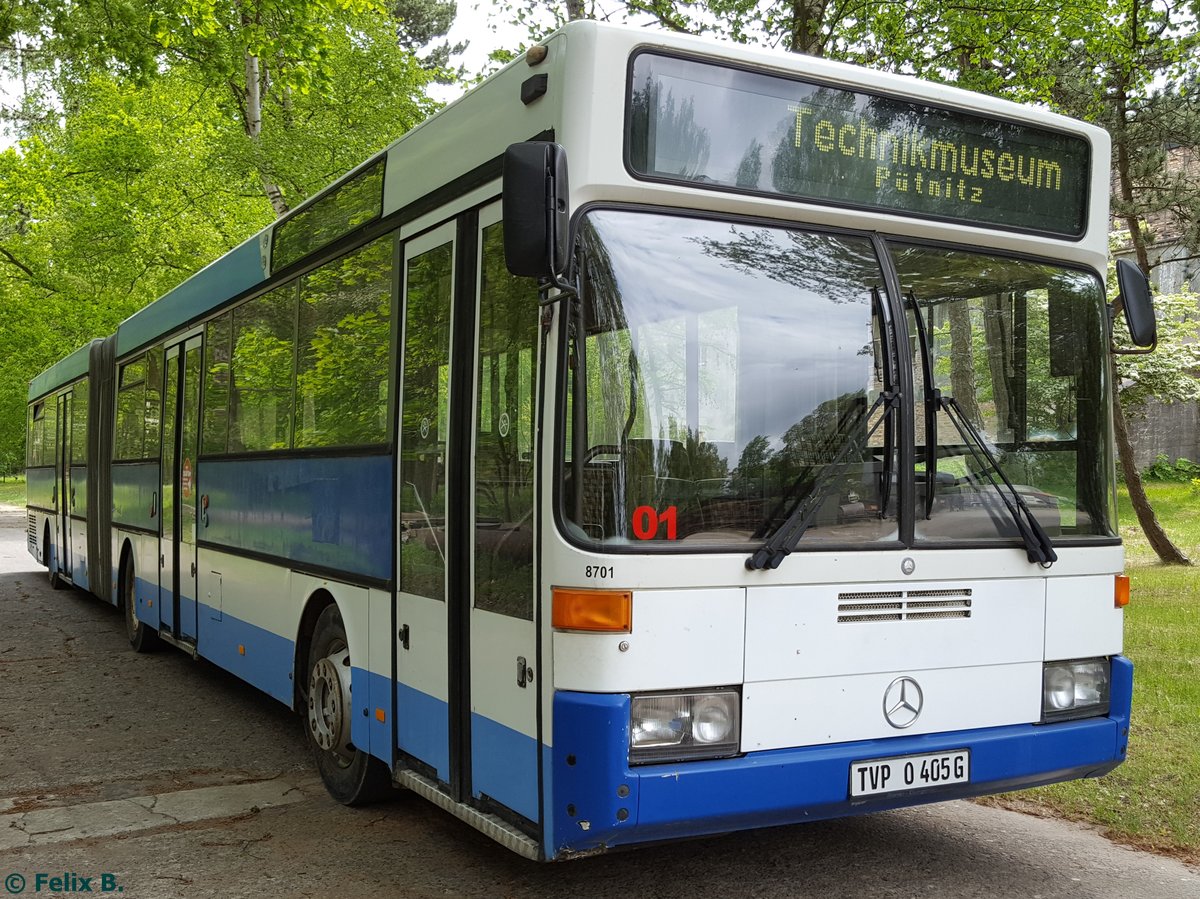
<box><xmin>628</xmin><ymin>53</ymin><xmax>1090</xmax><ymax>237</ymax></box>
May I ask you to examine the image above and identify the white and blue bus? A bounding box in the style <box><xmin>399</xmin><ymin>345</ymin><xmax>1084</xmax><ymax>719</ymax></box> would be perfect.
<box><xmin>25</xmin><ymin>22</ymin><xmax>1156</xmax><ymax>860</ymax></box>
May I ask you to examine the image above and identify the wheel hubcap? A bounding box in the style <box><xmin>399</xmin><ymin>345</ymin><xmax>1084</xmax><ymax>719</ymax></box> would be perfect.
<box><xmin>308</xmin><ymin>646</ymin><xmax>353</xmax><ymax>763</ymax></box>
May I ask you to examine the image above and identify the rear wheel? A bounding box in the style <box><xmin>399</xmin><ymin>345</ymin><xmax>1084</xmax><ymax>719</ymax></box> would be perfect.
<box><xmin>122</xmin><ymin>554</ymin><xmax>159</xmax><ymax>653</ymax></box>
<box><xmin>304</xmin><ymin>604</ymin><xmax>392</xmax><ymax>805</ymax></box>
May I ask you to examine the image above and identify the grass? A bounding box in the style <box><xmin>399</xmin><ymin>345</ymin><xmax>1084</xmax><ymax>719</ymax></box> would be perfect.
<box><xmin>0</xmin><ymin>474</ymin><xmax>25</xmax><ymax>506</ymax></box>
<box><xmin>986</xmin><ymin>481</ymin><xmax>1200</xmax><ymax>862</ymax></box>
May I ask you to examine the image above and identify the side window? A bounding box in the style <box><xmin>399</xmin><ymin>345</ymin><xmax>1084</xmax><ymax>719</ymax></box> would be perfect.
<box><xmin>115</xmin><ymin>356</ymin><xmax>147</xmax><ymax>460</ymax></box>
<box><xmin>399</xmin><ymin>239</ymin><xmax>453</xmax><ymax>602</ymax></box>
<box><xmin>144</xmin><ymin>347</ymin><xmax>163</xmax><ymax>459</ymax></box>
<box><xmin>71</xmin><ymin>380</ymin><xmax>88</xmax><ymax>464</ymax></box>
<box><xmin>28</xmin><ymin>402</ymin><xmax>44</xmax><ymax>467</ymax></box>
<box><xmin>203</xmin><ymin>314</ymin><xmax>232</xmax><ymax>455</ymax></box>
<box><xmin>231</xmin><ymin>285</ymin><xmax>296</xmax><ymax>452</ymax></box>
<box><xmin>43</xmin><ymin>395</ymin><xmax>58</xmax><ymax>466</ymax></box>
<box><xmin>474</xmin><ymin>221</ymin><xmax>539</xmax><ymax>620</ymax></box>
<box><xmin>296</xmin><ymin>234</ymin><xmax>393</xmax><ymax>447</ymax></box>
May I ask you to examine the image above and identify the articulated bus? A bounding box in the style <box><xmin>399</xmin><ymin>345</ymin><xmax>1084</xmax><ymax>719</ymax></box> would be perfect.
<box><xmin>26</xmin><ymin>22</ymin><xmax>1156</xmax><ymax>860</ymax></box>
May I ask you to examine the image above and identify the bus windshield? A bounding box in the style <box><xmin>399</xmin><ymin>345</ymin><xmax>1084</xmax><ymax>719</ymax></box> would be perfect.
<box><xmin>563</xmin><ymin>209</ymin><xmax>900</xmax><ymax>547</ymax></box>
<box><xmin>894</xmin><ymin>243</ymin><xmax>1116</xmax><ymax>544</ymax></box>
<box><xmin>561</xmin><ymin>209</ymin><xmax>1115</xmax><ymax>550</ymax></box>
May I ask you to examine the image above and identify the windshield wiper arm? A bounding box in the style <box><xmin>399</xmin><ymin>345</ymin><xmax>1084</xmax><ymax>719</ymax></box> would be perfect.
<box><xmin>936</xmin><ymin>394</ymin><xmax>1058</xmax><ymax>566</ymax></box>
<box><xmin>747</xmin><ymin>390</ymin><xmax>898</xmax><ymax>571</ymax></box>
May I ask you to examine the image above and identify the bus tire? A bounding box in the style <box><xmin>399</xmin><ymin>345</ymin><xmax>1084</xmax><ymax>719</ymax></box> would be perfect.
<box><xmin>122</xmin><ymin>553</ymin><xmax>159</xmax><ymax>653</ymax></box>
<box><xmin>304</xmin><ymin>604</ymin><xmax>392</xmax><ymax>806</ymax></box>
<box><xmin>45</xmin><ymin>524</ymin><xmax>67</xmax><ymax>591</ymax></box>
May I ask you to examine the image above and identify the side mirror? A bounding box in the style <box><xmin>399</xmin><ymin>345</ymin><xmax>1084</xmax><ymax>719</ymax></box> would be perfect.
<box><xmin>1115</xmin><ymin>258</ymin><xmax>1156</xmax><ymax>349</ymax></box>
<box><xmin>502</xmin><ymin>142</ymin><xmax>570</xmax><ymax>279</ymax></box>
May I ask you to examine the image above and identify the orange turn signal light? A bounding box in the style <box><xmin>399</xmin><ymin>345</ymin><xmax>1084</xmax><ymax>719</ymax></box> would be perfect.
<box><xmin>375</xmin><ymin>708</ymin><xmax>387</xmax><ymax>723</ymax></box>
<box><xmin>1115</xmin><ymin>574</ymin><xmax>1130</xmax><ymax>608</ymax></box>
<box><xmin>552</xmin><ymin>588</ymin><xmax>632</xmax><ymax>632</ymax></box>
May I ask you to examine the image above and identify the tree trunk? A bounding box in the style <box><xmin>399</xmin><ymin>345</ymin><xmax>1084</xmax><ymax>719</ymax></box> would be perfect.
<box><xmin>565</xmin><ymin>0</ymin><xmax>586</xmax><ymax>20</ymax></box>
<box><xmin>1110</xmin><ymin>62</ymin><xmax>1190</xmax><ymax>565</ymax></box>
<box><xmin>1110</xmin><ymin>358</ymin><xmax>1191</xmax><ymax>564</ymax></box>
<box><xmin>242</xmin><ymin>52</ymin><xmax>289</xmax><ymax>218</ymax></box>
<box><xmin>789</xmin><ymin>0</ymin><xmax>826</xmax><ymax>56</ymax></box>
<box><xmin>948</xmin><ymin>301</ymin><xmax>983</xmax><ymax>425</ymax></box>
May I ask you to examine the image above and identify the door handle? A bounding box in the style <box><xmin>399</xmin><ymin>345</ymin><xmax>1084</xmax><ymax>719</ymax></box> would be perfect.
<box><xmin>150</xmin><ymin>491</ymin><xmax>158</xmax><ymax>518</ymax></box>
<box><xmin>517</xmin><ymin>656</ymin><xmax>533</xmax><ymax>688</ymax></box>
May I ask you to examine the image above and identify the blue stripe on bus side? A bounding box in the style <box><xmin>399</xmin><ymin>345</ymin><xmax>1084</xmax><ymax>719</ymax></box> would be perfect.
<box><xmin>134</xmin><ymin>575</ymin><xmax>160</xmax><ymax>630</ymax></box>
<box><xmin>471</xmin><ymin>713</ymin><xmax>539</xmax><ymax>823</ymax></box>
<box><xmin>179</xmin><ymin>593</ymin><xmax>198</xmax><ymax>641</ymax></box>
<box><xmin>199</xmin><ymin>455</ymin><xmax>393</xmax><ymax>583</ymax></box>
<box><xmin>196</xmin><ymin>603</ymin><xmax>295</xmax><ymax>706</ymax></box>
<box><xmin>396</xmin><ymin>680</ymin><xmax>451</xmax><ymax>781</ymax></box>
<box><xmin>71</xmin><ymin>550</ymin><xmax>89</xmax><ymax>591</ymax></box>
<box><xmin>550</xmin><ymin>657</ymin><xmax>1134</xmax><ymax>858</ymax></box>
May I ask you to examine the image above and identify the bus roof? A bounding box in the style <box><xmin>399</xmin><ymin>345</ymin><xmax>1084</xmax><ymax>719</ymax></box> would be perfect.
<box><xmin>27</xmin><ymin>340</ymin><xmax>97</xmax><ymax>402</ymax></box>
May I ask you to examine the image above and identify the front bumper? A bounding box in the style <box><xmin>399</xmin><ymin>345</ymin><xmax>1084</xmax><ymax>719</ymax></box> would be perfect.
<box><xmin>549</xmin><ymin>655</ymin><xmax>1132</xmax><ymax>857</ymax></box>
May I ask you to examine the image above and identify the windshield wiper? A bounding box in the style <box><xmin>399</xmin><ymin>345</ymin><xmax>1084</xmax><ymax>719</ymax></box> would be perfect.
<box><xmin>936</xmin><ymin>393</ymin><xmax>1058</xmax><ymax>566</ymax></box>
<box><xmin>907</xmin><ymin>290</ymin><xmax>1055</xmax><ymax>565</ymax></box>
<box><xmin>746</xmin><ymin>390</ymin><xmax>898</xmax><ymax>571</ymax></box>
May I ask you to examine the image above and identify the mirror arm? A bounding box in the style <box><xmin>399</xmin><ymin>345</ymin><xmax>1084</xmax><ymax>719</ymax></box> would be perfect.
<box><xmin>1107</xmin><ymin>300</ymin><xmax>1157</xmax><ymax>355</ymax></box>
<box><xmin>1111</xmin><ymin>339</ymin><xmax>1157</xmax><ymax>356</ymax></box>
<box><xmin>538</xmin><ymin>270</ymin><xmax>578</xmax><ymax>305</ymax></box>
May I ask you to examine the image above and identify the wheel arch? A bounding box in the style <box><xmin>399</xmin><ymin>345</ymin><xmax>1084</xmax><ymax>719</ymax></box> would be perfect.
<box><xmin>293</xmin><ymin>587</ymin><xmax>337</xmax><ymax>714</ymax></box>
<box><xmin>116</xmin><ymin>538</ymin><xmax>135</xmax><ymax>608</ymax></box>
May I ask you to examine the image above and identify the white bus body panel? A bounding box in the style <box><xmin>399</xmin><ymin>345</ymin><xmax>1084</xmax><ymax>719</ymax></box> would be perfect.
<box><xmin>743</xmin><ymin>580</ymin><xmax>1044</xmax><ymax>681</ymax></box>
<box><xmin>1045</xmin><ymin>575</ymin><xmax>1124</xmax><ymax>660</ymax></box>
<box><xmin>743</xmin><ymin>663</ymin><xmax>1043</xmax><ymax>750</ymax></box>
<box><xmin>553</xmin><ymin>587</ymin><xmax>746</xmax><ymax>692</ymax></box>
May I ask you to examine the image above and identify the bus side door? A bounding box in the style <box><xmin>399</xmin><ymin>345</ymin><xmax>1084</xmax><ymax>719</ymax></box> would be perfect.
<box><xmin>467</xmin><ymin>203</ymin><xmax>542</xmax><ymax>827</ymax></box>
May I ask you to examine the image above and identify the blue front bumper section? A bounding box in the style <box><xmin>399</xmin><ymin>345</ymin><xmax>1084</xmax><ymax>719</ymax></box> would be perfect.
<box><xmin>550</xmin><ymin>655</ymin><xmax>1132</xmax><ymax>857</ymax></box>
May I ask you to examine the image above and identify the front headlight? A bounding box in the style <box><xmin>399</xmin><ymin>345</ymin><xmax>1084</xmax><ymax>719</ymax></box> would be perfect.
<box><xmin>630</xmin><ymin>689</ymin><xmax>740</xmax><ymax>764</ymax></box>
<box><xmin>1042</xmin><ymin>658</ymin><xmax>1111</xmax><ymax>722</ymax></box>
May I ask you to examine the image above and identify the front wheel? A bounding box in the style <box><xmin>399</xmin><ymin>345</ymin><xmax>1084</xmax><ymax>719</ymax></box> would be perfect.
<box><xmin>304</xmin><ymin>604</ymin><xmax>392</xmax><ymax>805</ymax></box>
<box><xmin>122</xmin><ymin>555</ymin><xmax>159</xmax><ymax>653</ymax></box>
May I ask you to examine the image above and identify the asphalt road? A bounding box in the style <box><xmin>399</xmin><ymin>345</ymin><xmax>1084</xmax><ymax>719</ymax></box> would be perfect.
<box><xmin>0</xmin><ymin>508</ymin><xmax>1195</xmax><ymax>898</ymax></box>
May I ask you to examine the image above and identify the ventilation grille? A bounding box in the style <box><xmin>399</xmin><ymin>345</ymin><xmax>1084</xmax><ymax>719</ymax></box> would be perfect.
<box><xmin>27</xmin><ymin>512</ymin><xmax>37</xmax><ymax>543</ymax></box>
<box><xmin>838</xmin><ymin>588</ymin><xmax>972</xmax><ymax>623</ymax></box>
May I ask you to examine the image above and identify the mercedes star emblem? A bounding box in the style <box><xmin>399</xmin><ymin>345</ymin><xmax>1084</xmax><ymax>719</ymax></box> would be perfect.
<box><xmin>883</xmin><ymin>676</ymin><xmax>924</xmax><ymax>729</ymax></box>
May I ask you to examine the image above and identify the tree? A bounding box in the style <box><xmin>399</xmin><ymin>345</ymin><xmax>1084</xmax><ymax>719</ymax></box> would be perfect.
<box><xmin>1</xmin><ymin>0</ymin><xmax>446</xmax><ymax>214</ymax></box>
<box><xmin>1042</xmin><ymin>2</ymin><xmax>1199</xmax><ymax>565</ymax></box>
<box><xmin>0</xmin><ymin>2</ymin><xmax>441</xmax><ymax>470</ymax></box>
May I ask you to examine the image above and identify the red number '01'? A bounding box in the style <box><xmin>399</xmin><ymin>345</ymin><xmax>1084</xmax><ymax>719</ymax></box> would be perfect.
<box><xmin>632</xmin><ymin>505</ymin><xmax>678</xmax><ymax>540</ymax></box>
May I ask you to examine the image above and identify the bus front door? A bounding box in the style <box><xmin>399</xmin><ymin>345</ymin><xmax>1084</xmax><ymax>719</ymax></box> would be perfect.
<box><xmin>465</xmin><ymin>205</ymin><xmax>542</xmax><ymax>829</ymax></box>
<box><xmin>395</xmin><ymin>208</ymin><xmax>543</xmax><ymax>835</ymax></box>
<box><xmin>159</xmin><ymin>336</ymin><xmax>202</xmax><ymax>644</ymax></box>
<box><xmin>396</xmin><ymin>223</ymin><xmax>457</xmax><ymax>785</ymax></box>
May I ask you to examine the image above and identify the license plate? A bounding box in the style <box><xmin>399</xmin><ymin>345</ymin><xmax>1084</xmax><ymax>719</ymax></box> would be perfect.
<box><xmin>849</xmin><ymin>749</ymin><xmax>970</xmax><ymax>798</ymax></box>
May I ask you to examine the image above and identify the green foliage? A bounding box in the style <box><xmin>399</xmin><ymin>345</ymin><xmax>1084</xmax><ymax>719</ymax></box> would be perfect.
<box><xmin>0</xmin><ymin>0</ymin><xmax>441</xmax><ymax>468</ymax></box>
<box><xmin>1007</xmin><ymin>482</ymin><xmax>1200</xmax><ymax>859</ymax></box>
<box><xmin>1142</xmin><ymin>454</ymin><xmax>1200</xmax><ymax>483</ymax></box>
